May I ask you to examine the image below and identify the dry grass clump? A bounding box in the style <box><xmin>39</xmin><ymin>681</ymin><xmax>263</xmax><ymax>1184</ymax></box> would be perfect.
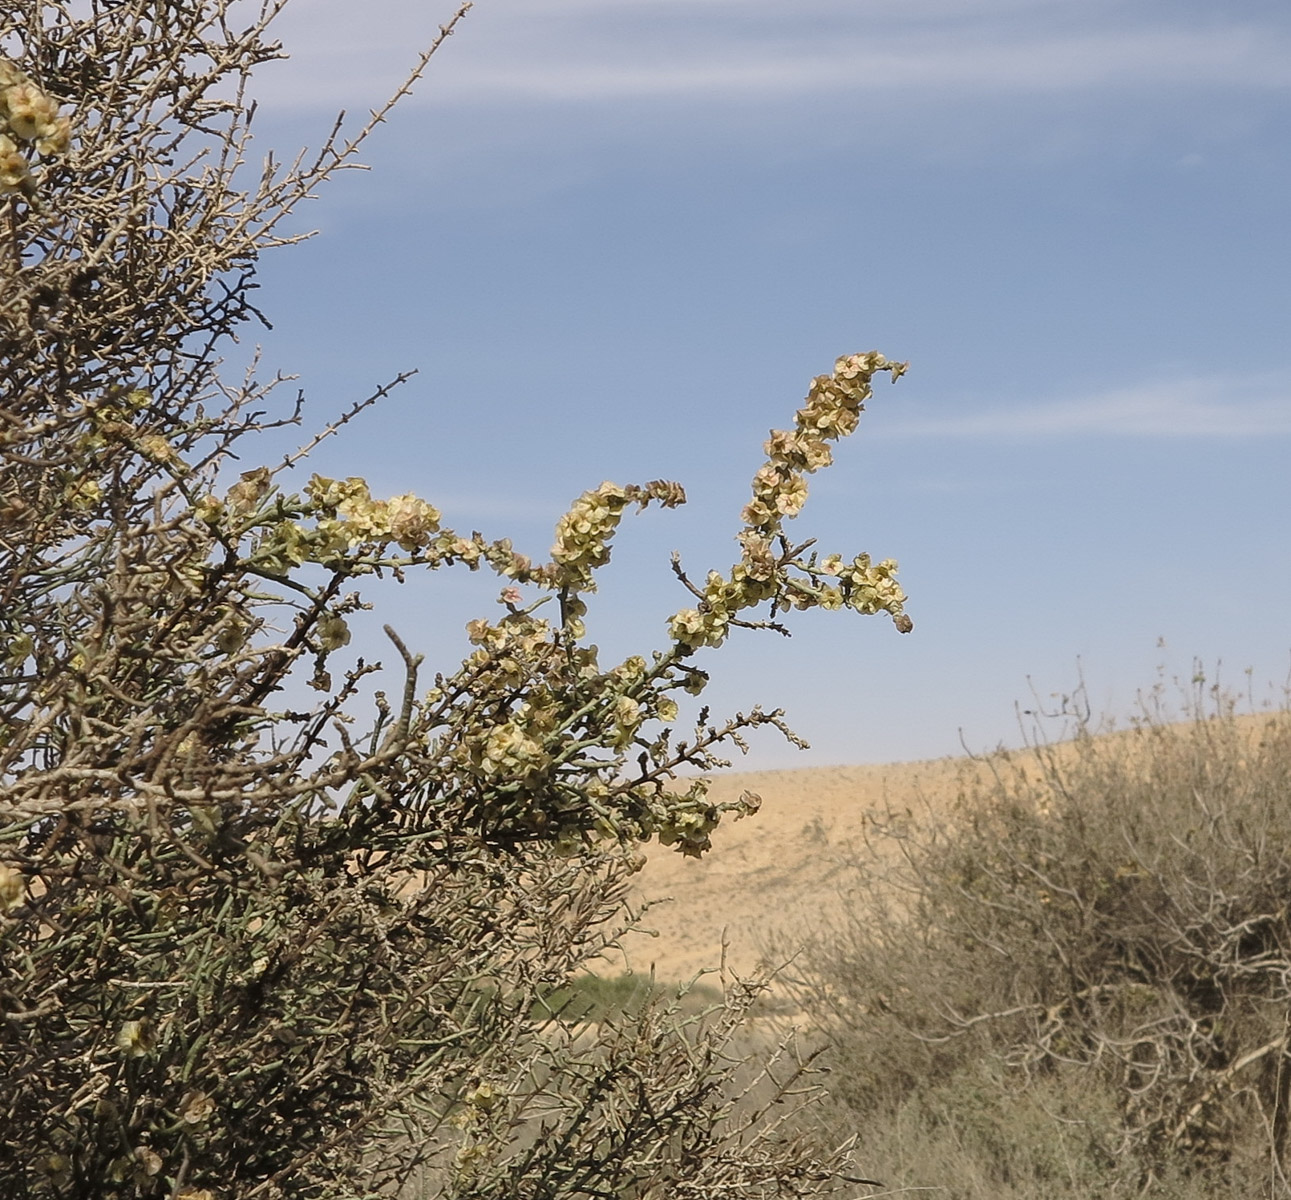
<box><xmin>790</xmin><ymin>686</ymin><xmax>1291</xmax><ymax>1198</ymax></box>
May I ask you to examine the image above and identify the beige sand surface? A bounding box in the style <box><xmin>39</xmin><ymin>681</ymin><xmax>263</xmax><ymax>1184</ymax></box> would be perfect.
<box><xmin>605</xmin><ymin>755</ymin><xmax>975</xmax><ymax>985</ymax></box>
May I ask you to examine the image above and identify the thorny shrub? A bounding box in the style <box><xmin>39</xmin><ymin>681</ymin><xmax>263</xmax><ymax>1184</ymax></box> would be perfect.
<box><xmin>0</xmin><ymin>2</ymin><xmax>909</xmax><ymax>1196</ymax></box>
<box><xmin>791</xmin><ymin>682</ymin><xmax>1291</xmax><ymax>1197</ymax></box>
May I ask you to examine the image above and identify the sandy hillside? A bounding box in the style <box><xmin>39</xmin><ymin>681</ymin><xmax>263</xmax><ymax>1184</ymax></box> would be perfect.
<box><xmin>602</xmin><ymin>754</ymin><xmax>978</xmax><ymax>985</ymax></box>
<box><xmin>600</xmin><ymin>711</ymin><xmax>1287</xmax><ymax>988</ymax></box>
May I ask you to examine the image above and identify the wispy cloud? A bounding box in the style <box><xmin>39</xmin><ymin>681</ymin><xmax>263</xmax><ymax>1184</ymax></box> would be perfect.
<box><xmin>259</xmin><ymin>2</ymin><xmax>1291</xmax><ymax>111</ymax></box>
<box><xmin>427</xmin><ymin>32</ymin><xmax>1291</xmax><ymax>104</ymax></box>
<box><xmin>880</xmin><ymin>374</ymin><xmax>1291</xmax><ymax>439</ymax></box>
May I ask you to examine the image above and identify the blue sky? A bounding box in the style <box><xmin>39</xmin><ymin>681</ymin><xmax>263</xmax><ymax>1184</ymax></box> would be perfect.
<box><xmin>238</xmin><ymin>0</ymin><xmax>1291</xmax><ymax>767</ymax></box>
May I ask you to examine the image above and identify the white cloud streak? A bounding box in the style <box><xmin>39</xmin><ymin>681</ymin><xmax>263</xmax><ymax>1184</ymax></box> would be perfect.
<box><xmin>259</xmin><ymin>2</ymin><xmax>1291</xmax><ymax>110</ymax></box>
<box><xmin>881</xmin><ymin>374</ymin><xmax>1291</xmax><ymax>439</ymax></box>
<box><xmin>429</xmin><ymin>32</ymin><xmax>1291</xmax><ymax>103</ymax></box>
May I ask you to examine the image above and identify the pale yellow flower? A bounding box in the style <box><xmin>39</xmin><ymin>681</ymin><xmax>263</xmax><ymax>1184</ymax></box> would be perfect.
<box><xmin>0</xmin><ymin>62</ymin><xmax>70</xmax><ymax>160</ymax></box>
<box><xmin>773</xmin><ymin>476</ymin><xmax>809</xmax><ymax>516</ymax></box>
<box><xmin>215</xmin><ymin>619</ymin><xmax>247</xmax><ymax>655</ymax></box>
<box><xmin>34</xmin><ymin>115</ymin><xmax>69</xmax><ymax>156</ymax></box>
<box><xmin>317</xmin><ymin>615</ymin><xmax>351</xmax><ymax>652</ymax></box>
<box><xmin>0</xmin><ymin>133</ymin><xmax>29</xmax><ymax>194</ymax></box>
<box><xmin>193</xmin><ymin>495</ymin><xmax>224</xmax><ymax>524</ymax></box>
<box><xmin>478</xmin><ymin>723</ymin><xmax>545</xmax><ymax>776</ymax></box>
<box><xmin>138</xmin><ymin>433</ymin><xmax>176</xmax><ymax>463</ymax></box>
<box><xmin>115</xmin><ymin>1019</ymin><xmax>153</xmax><ymax>1058</ymax></box>
<box><xmin>455</xmin><ymin>1142</ymin><xmax>490</xmax><ymax>1173</ymax></box>
<box><xmin>64</xmin><ymin>478</ymin><xmax>102</xmax><ymax>510</ymax></box>
<box><xmin>385</xmin><ymin>492</ymin><xmax>441</xmax><ymax>550</ymax></box>
<box><xmin>0</xmin><ymin>864</ymin><xmax>23</xmax><ymax>912</ymax></box>
<box><xmin>612</xmin><ymin>655</ymin><xmax>647</xmax><ymax>682</ymax></box>
<box><xmin>614</xmin><ymin>694</ymin><xmax>643</xmax><ymax>729</ymax></box>
<box><xmin>3</xmin><ymin>632</ymin><xmax>33</xmax><ymax>666</ymax></box>
<box><xmin>133</xmin><ymin>1146</ymin><xmax>163</xmax><ymax>1177</ymax></box>
<box><xmin>226</xmin><ymin>466</ymin><xmax>272</xmax><ymax>512</ymax></box>
<box><xmin>179</xmin><ymin>1090</ymin><xmax>215</xmax><ymax>1125</ymax></box>
<box><xmin>449</xmin><ymin>537</ymin><xmax>482</xmax><ymax>565</ymax></box>
<box><xmin>553</xmin><ymin>827</ymin><xmax>584</xmax><ymax>857</ymax></box>
<box><xmin>4</xmin><ymin>81</ymin><xmax>59</xmax><ymax>142</ymax></box>
<box><xmin>667</xmin><ymin>606</ymin><xmax>730</xmax><ymax>651</ymax></box>
<box><xmin>462</xmin><ymin>1081</ymin><xmax>500</xmax><ymax>1113</ymax></box>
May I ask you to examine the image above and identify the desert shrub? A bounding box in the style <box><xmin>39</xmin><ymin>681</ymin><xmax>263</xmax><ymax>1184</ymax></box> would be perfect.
<box><xmin>0</xmin><ymin>2</ymin><xmax>911</xmax><ymax>1196</ymax></box>
<box><xmin>791</xmin><ymin>686</ymin><xmax>1291</xmax><ymax>1196</ymax></box>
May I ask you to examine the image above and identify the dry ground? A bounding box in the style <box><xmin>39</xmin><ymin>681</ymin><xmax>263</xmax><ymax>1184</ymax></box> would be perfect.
<box><xmin>603</xmin><ymin>754</ymin><xmax>975</xmax><ymax>986</ymax></box>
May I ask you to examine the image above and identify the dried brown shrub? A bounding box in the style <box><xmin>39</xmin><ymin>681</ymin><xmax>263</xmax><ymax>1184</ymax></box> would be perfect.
<box><xmin>793</xmin><ymin>684</ymin><xmax>1291</xmax><ymax>1197</ymax></box>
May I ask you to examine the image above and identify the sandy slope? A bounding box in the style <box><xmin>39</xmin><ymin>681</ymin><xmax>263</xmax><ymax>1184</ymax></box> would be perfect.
<box><xmin>604</xmin><ymin>755</ymin><xmax>976</xmax><ymax>985</ymax></box>
<box><xmin>603</xmin><ymin>711</ymin><xmax>1287</xmax><ymax>987</ymax></box>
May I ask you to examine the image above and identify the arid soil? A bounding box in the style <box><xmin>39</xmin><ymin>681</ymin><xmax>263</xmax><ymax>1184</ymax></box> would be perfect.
<box><xmin>604</xmin><ymin>755</ymin><xmax>977</xmax><ymax>985</ymax></box>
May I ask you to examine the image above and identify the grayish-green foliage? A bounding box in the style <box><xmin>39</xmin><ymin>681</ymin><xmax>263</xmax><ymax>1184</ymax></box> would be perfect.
<box><xmin>0</xmin><ymin>2</ymin><xmax>908</xmax><ymax>1195</ymax></box>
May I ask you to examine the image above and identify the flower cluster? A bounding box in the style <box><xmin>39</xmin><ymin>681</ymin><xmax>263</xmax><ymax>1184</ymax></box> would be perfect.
<box><xmin>550</xmin><ymin>481</ymin><xmax>630</xmax><ymax>589</ymax></box>
<box><xmin>193</xmin><ymin>473</ymin><xmax>694</xmax><ymax>626</ymax></box>
<box><xmin>654</xmin><ymin>786</ymin><xmax>762</xmax><ymax>858</ymax></box>
<box><xmin>195</xmin><ymin>472</ymin><xmax>452</xmax><ymax>576</ymax></box>
<box><xmin>770</xmin><ymin>552</ymin><xmax>912</xmax><ymax>630</ymax></box>
<box><xmin>667</xmin><ymin>353</ymin><xmax>911</xmax><ymax>652</ymax></box>
<box><xmin>742</xmin><ymin>351</ymin><xmax>904</xmax><ymax>532</ymax></box>
<box><xmin>304</xmin><ymin>474</ymin><xmax>442</xmax><ymax>553</ymax></box>
<box><xmin>473</xmin><ymin>721</ymin><xmax>548</xmax><ymax>779</ymax></box>
<box><xmin>818</xmin><ymin>552</ymin><xmax>911</xmax><ymax>625</ymax></box>
<box><xmin>667</xmin><ymin>599</ymin><xmax>730</xmax><ymax>652</ymax></box>
<box><xmin>550</xmin><ymin>479</ymin><xmax>685</xmax><ymax>592</ymax></box>
<box><xmin>174</xmin><ymin>359</ymin><xmax>908</xmax><ymax>861</ymax></box>
<box><xmin>0</xmin><ymin>58</ymin><xmax>71</xmax><ymax>198</ymax></box>
<box><xmin>451</xmin><ymin>1080</ymin><xmax>507</xmax><ymax>1180</ymax></box>
<box><xmin>464</xmin><ymin>612</ymin><xmax>558</xmax><ymax>690</ymax></box>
